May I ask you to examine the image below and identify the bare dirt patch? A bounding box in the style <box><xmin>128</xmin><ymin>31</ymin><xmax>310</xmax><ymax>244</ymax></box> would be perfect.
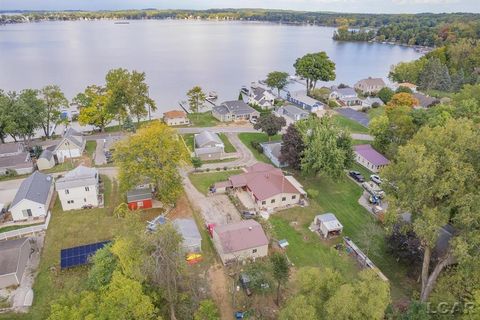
<box><xmin>208</xmin><ymin>264</ymin><xmax>234</xmax><ymax>320</ymax></box>
<box><xmin>168</xmin><ymin>193</ymin><xmax>194</xmax><ymax>219</ymax></box>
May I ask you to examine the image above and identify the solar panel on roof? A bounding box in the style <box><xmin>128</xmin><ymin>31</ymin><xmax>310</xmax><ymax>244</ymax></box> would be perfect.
<box><xmin>60</xmin><ymin>240</ymin><xmax>111</xmax><ymax>269</ymax></box>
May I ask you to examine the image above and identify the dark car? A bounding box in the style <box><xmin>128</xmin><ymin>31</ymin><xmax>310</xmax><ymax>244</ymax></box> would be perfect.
<box><xmin>242</xmin><ymin>211</ymin><xmax>256</xmax><ymax>219</ymax></box>
<box><xmin>349</xmin><ymin>171</ymin><xmax>365</xmax><ymax>182</ymax></box>
<box><xmin>239</xmin><ymin>273</ymin><xmax>252</xmax><ymax>296</ymax></box>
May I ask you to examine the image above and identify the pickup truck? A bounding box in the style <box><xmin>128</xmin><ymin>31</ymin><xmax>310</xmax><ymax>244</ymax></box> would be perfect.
<box><xmin>362</xmin><ymin>181</ymin><xmax>385</xmax><ymax>199</ymax></box>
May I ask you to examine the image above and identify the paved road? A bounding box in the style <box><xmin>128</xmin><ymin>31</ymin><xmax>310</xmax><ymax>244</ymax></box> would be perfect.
<box><xmin>351</xmin><ymin>133</ymin><xmax>374</xmax><ymax>141</ymax></box>
<box><xmin>336</xmin><ymin>107</ymin><xmax>370</xmax><ymax>127</ymax></box>
<box><xmin>177</xmin><ymin>126</ymin><xmax>256</xmax><ymax>134</ymax></box>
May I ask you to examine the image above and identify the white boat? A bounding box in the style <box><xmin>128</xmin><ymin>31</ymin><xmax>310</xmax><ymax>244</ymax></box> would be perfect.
<box><xmin>207</xmin><ymin>91</ymin><xmax>218</xmax><ymax>100</ymax></box>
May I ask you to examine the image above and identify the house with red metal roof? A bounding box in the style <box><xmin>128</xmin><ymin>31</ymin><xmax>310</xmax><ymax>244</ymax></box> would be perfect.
<box><xmin>212</xmin><ymin>220</ymin><xmax>269</xmax><ymax>264</ymax></box>
<box><xmin>214</xmin><ymin>163</ymin><xmax>306</xmax><ymax>211</ymax></box>
<box><xmin>354</xmin><ymin>144</ymin><xmax>390</xmax><ymax>173</ymax></box>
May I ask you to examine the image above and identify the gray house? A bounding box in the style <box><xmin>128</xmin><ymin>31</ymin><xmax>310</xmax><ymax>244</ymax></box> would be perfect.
<box><xmin>260</xmin><ymin>141</ymin><xmax>287</xmax><ymax>168</ymax></box>
<box><xmin>173</xmin><ymin>219</ymin><xmax>202</xmax><ymax>253</ymax></box>
<box><xmin>275</xmin><ymin>104</ymin><xmax>309</xmax><ymax>125</ymax></box>
<box><xmin>194</xmin><ymin>131</ymin><xmax>224</xmax><ymax>161</ymax></box>
<box><xmin>0</xmin><ymin>237</ymin><xmax>32</xmax><ymax>289</ymax></box>
<box><xmin>212</xmin><ymin>100</ymin><xmax>260</xmax><ymax>122</ymax></box>
<box><xmin>330</xmin><ymin>86</ymin><xmax>362</xmax><ymax>106</ymax></box>
<box><xmin>0</xmin><ymin>143</ymin><xmax>33</xmax><ymax>176</ymax></box>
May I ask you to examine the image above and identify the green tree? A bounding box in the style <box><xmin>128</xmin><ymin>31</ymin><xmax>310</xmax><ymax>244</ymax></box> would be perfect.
<box><xmin>265</xmin><ymin>71</ymin><xmax>289</xmax><ymax>96</ymax></box>
<box><xmin>418</xmin><ymin>57</ymin><xmax>452</xmax><ymax>91</ymax></box>
<box><xmin>194</xmin><ymin>300</ymin><xmax>220</xmax><ymax>320</ymax></box>
<box><xmin>299</xmin><ymin>116</ymin><xmax>353</xmax><ymax>177</ymax></box>
<box><xmin>123</xmin><ymin>115</ymin><xmax>136</xmax><ymax>132</ymax></box>
<box><xmin>187</xmin><ymin>86</ymin><xmax>206</xmax><ymax>116</ymax></box>
<box><xmin>294</xmin><ymin>52</ymin><xmax>336</xmax><ymax>94</ymax></box>
<box><xmin>270</xmin><ymin>252</ymin><xmax>290</xmax><ymax>305</ymax></box>
<box><xmin>191</xmin><ymin>156</ymin><xmax>203</xmax><ymax>171</ymax></box>
<box><xmin>128</xmin><ymin>70</ymin><xmax>156</xmax><ymax>122</ymax></box>
<box><xmin>396</xmin><ymin>86</ymin><xmax>413</xmax><ymax>94</ymax></box>
<box><xmin>40</xmin><ymin>85</ymin><xmax>68</xmax><ymax>138</ymax></box>
<box><xmin>378</xmin><ymin>87</ymin><xmax>394</xmax><ymax>103</ymax></box>
<box><xmin>387</xmin><ymin>92</ymin><xmax>419</xmax><ymax>108</ymax></box>
<box><xmin>279</xmin><ymin>124</ymin><xmax>304</xmax><ymax>170</ymax></box>
<box><xmin>253</xmin><ymin>113</ymin><xmax>286</xmax><ymax>140</ymax></box>
<box><xmin>6</xmin><ymin>89</ymin><xmax>43</xmax><ymax>145</ymax></box>
<box><xmin>87</xmin><ymin>245</ymin><xmax>118</xmax><ymax>290</ymax></box>
<box><xmin>279</xmin><ymin>295</ymin><xmax>317</xmax><ymax>320</ymax></box>
<box><xmin>75</xmin><ymin>85</ymin><xmax>115</xmax><ymax>132</ymax></box>
<box><xmin>0</xmin><ymin>90</ymin><xmax>11</xmax><ymax>143</ymax></box>
<box><xmin>382</xmin><ymin>118</ymin><xmax>480</xmax><ymax>302</ymax></box>
<box><xmin>114</xmin><ymin>121</ymin><xmax>189</xmax><ymax>206</ymax></box>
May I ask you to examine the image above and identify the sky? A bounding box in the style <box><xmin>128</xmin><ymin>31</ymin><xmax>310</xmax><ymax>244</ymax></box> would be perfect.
<box><xmin>1</xmin><ymin>0</ymin><xmax>479</xmax><ymax>14</ymax></box>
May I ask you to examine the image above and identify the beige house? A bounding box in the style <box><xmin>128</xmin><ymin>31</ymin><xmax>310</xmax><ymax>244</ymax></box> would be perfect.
<box><xmin>56</xmin><ymin>165</ymin><xmax>100</xmax><ymax>211</ymax></box>
<box><xmin>354</xmin><ymin>144</ymin><xmax>390</xmax><ymax>173</ymax></box>
<box><xmin>0</xmin><ymin>237</ymin><xmax>32</xmax><ymax>289</ymax></box>
<box><xmin>37</xmin><ymin>149</ymin><xmax>55</xmax><ymax>171</ymax></box>
<box><xmin>215</xmin><ymin>163</ymin><xmax>306</xmax><ymax>211</ymax></box>
<box><xmin>354</xmin><ymin>77</ymin><xmax>386</xmax><ymax>94</ymax></box>
<box><xmin>163</xmin><ymin>110</ymin><xmax>190</xmax><ymax>126</ymax></box>
<box><xmin>213</xmin><ymin>220</ymin><xmax>269</xmax><ymax>264</ymax></box>
<box><xmin>9</xmin><ymin>171</ymin><xmax>54</xmax><ymax>222</ymax></box>
<box><xmin>54</xmin><ymin>128</ymin><xmax>86</xmax><ymax>163</ymax></box>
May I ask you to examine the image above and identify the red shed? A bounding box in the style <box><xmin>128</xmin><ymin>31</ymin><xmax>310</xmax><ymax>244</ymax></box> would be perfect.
<box><xmin>127</xmin><ymin>187</ymin><xmax>153</xmax><ymax>210</ymax></box>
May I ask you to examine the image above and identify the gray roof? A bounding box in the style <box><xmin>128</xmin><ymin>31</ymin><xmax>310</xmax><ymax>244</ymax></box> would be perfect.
<box><xmin>0</xmin><ymin>152</ymin><xmax>32</xmax><ymax>170</ymax></box>
<box><xmin>0</xmin><ymin>237</ymin><xmax>30</xmax><ymax>276</ymax></box>
<box><xmin>127</xmin><ymin>187</ymin><xmax>152</xmax><ymax>202</ymax></box>
<box><xmin>56</xmin><ymin>165</ymin><xmax>98</xmax><ymax>190</ymax></box>
<box><xmin>414</xmin><ymin>93</ymin><xmax>439</xmax><ymax>108</ymax></box>
<box><xmin>11</xmin><ymin>171</ymin><xmax>53</xmax><ymax>208</ymax></box>
<box><xmin>279</xmin><ymin>104</ymin><xmax>309</xmax><ymax>117</ymax></box>
<box><xmin>195</xmin><ymin>146</ymin><xmax>223</xmax><ymax>156</ymax></box>
<box><xmin>195</xmin><ymin>131</ymin><xmax>223</xmax><ymax>148</ymax></box>
<box><xmin>251</xmin><ymin>86</ymin><xmax>274</xmax><ymax>103</ymax></box>
<box><xmin>289</xmin><ymin>90</ymin><xmax>322</xmax><ymax>106</ymax></box>
<box><xmin>316</xmin><ymin>213</ymin><xmax>338</xmax><ymax>223</ymax></box>
<box><xmin>260</xmin><ymin>141</ymin><xmax>282</xmax><ymax>160</ymax></box>
<box><xmin>363</xmin><ymin>97</ymin><xmax>384</xmax><ymax>106</ymax></box>
<box><xmin>0</xmin><ymin>143</ymin><xmax>23</xmax><ymax>156</ymax></box>
<box><xmin>221</xmin><ymin>100</ymin><xmax>258</xmax><ymax>116</ymax></box>
<box><xmin>355</xmin><ymin>77</ymin><xmax>386</xmax><ymax>88</ymax></box>
<box><xmin>212</xmin><ymin>105</ymin><xmax>230</xmax><ymax>116</ymax></box>
<box><xmin>39</xmin><ymin>149</ymin><xmax>54</xmax><ymax>161</ymax></box>
<box><xmin>331</xmin><ymin>86</ymin><xmax>358</xmax><ymax>98</ymax></box>
<box><xmin>57</xmin><ymin>127</ymin><xmax>85</xmax><ymax>149</ymax></box>
<box><xmin>173</xmin><ymin>219</ymin><xmax>202</xmax><ymax>249</ymax></box>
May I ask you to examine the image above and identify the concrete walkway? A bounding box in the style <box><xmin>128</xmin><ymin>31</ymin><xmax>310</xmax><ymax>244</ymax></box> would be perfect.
<box><xmin>200</xmin><ymin>133</ymin><xmax>256</xmax><ymax>170</ymax></box>
<box><xmin>94</xmin><ymin>139</ymin><xmax>107</xmax><ymax>166</ymax></box>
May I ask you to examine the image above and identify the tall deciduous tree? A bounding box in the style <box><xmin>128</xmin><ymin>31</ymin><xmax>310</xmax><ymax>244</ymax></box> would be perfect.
<box><xmin>299</xmin><ymin>116</ymin><xmax>353</xmax><ymax>177</ymax></box>
<box><xmin>187</xmin><ymin>86</ymin><xmax>206</xmax><ymax>116</ymax></box>
<box><xmin>114</xmin><ymin>121</ymin><xmax>189</xmax><ymax>206</ymax></box>
<box><xmin>253</xmin><ymin>113</ymin><xmax>286</xmax><ymax>140</ymax></box>
<box><xmin>0</xmin><ymin>90</ymin><xmax>10</xmax><ymax>143</ymax></box>
<box><xmin>279</xmin><ymin>124</ymin><xmax>304</xmax><ymax>170</ymax></box>
<box><xmin>378</xmin><ymin>87</ymin><xmax>394</xmax><ymax>104</ymax></box>
<box><xmin>270</xmin><ymin>252</ymin><xmax>290</xmax><ymax>305</ymax></box>
<box><xmin>128</xmin><ymin>70</ymin><xmax>156</xmax><ymax>122</ymax></box>
<box><xmin>387</xmin><ymin>92</ymin><xmax>419</xmax><ymax>108</ymax></box>
<box><xmin>40</xmin><ymin>85</ymin><xmax>68</xmax><ymax>138</ymax></box>
<box><xmin>194</xmin><ymin>300</ymin><xmax>220</xmax><ymax>320</ymax></box>
<box><xmin>294</xmin><ymin>52</ymin><xmax>336</xmax><ymax>94</ymax></box>
<box><xmin>382</xmin><ymin>118</ymin><xmax>480</xmax><ymax>302</ymax></box>
<box><xmin>279</xmin><ymin>295</ymin><xmax>317</xmax><ymax>320</ymax></box>
<box><xmin>13</xmin><ymin>89</ymin><xmax>43</xmax><ymax>145</ymax></box>
<box><xmin>265</xmin><ymin>71</ymin><xmax>289</xmax><ymax>96</ymax></box>
<box><xmin>75</xmin><ymin>85</ymin><xmax>115</xmax><ymax>132</ymax></box>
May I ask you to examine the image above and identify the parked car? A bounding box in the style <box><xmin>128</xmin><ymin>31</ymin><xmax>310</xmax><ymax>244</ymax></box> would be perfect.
<box><xmin>362</xmin><ymin>181</ymin><xmax>385</xmax><ymax>199</ymax></box>
<box><xmin>242</xmin><ymin>211</ymin><xmax>256</xmax><ymax>219</ymax></box>
<box><xmin>249</xmin><ymin>117</ymin><xmax>257</xmax><ymax>124</ymax></box>
<box><xmin>370</xmin><ymin>174</ymin><xmax>382</xmax><ymax>185</ymax></box>
<box><xmin>349</xmin><ymin>171</ymin><xmax>365</xmax><ymax>182</ymax></box>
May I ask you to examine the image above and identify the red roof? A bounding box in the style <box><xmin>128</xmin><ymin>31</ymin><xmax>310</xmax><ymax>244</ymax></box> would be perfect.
<box><xmin>214</xmin><ymin>220</ymin><xmax>268</xmax><ymax>253</ymax></box>
<box><xmin>229</xmin><ymin>163</ymin><xmax>300</xmax><ymax>201</ymax></box>
<box><xmin>163</xmin><ymin>110</ymin><xmax>187</xmax><ymax>119</ymax></box>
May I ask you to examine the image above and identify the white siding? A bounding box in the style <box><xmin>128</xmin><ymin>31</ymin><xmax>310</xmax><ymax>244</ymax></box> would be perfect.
<box><xmin>256</xmin><ymin>192</ymin><xmax>301</xmax><ymax>211</ymax></box>
<box><xmin>37</xmin><ymin>157</ymin><xmax>55</xmax><ymax>170</ymax></box>
<box><xmin>10</xmin><ymin>199</ymin><xmax>47</xmax><ymax>222</ymax></box>
<box><xmin>354</xmin><ymin>153</ymin><xmax>385</xmax><ymax>173</ymax></box>
<box><xmin>165</xmin><ymin>117</ymin><xmax>190</xmax><ymax>126</ymax></box>
<box><xmin>57</xmin><ymin>184</ymin><xmax>99</xmax><ymax>211</ymax></box>
<box><xmin>212</xmin><ymin>233</ymin><xmax>268</xmax><ymax>265</ymax></box>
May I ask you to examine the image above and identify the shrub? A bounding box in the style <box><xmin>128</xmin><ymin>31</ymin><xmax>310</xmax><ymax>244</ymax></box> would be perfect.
<box><xmin>372</xmin><ymin>102</ymin><xmax>380</xmax><ymax>108</ymax></box>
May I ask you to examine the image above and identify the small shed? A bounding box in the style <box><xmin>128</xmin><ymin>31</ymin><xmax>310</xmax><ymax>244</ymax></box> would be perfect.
<box><xmin>127</xmin><ymin>187</ymin><xmax>153</xmax><ymax>210</ymax></box>
<box><xmin>37</xmin><ymin>148</ymin><xmax>56</xmax><ymax>171</ymax></box>
<box><xmin>313</xmin><ymin>213</ymin><xmax>343</xmax><ymax>239</ymax></box>
<box><xmin>173</xmin><ymin>219</ymin><xmax>202</xmax><ymax>253</ymax></box>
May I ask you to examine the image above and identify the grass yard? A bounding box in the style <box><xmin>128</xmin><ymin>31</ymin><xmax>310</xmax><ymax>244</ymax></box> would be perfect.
<box><xmin>368</xmin><ymin>106</ymin><xmax>385</xmax><ymax>119</ymax></box>
<box><xmin>332</xmin><ymin>114</ymin><xmax>369</xmax><ymax>133</ymax></box>
<box><xmin>187</xmin><ymin>112</ymin><xmax>220</xmax><ymax>127</ymax></box>
<box><xmin>270</xmin><ymin>169</ymin><xmax>413</xmax><ymax>301</ymax></box>
<box><xmin>182</xmin><ymin>133</ymin><xmax>195</xmax><ymax>153</ymax></box>
<box><xmin>0</xmin><ymin>223</ymin><xmax>43</xmax><ymax>234</ymax></box>
<box><xmin>238</xmin><ymin>132</ymin><xmax>281</xmax><ymax>163</ymax></box>
<box><xmin>218</xmin><ymin>133</ymin><xmax>236</xmax><ymax>153</ymax></box>
<box><xmin>85</xmin><ymin>140</ymin><xmax>97</xmax><ymax>159</ymax></box>
<box><xmin>188</xmin><ymin>170</ymin><xmax>243</xmax><ymax>195</ymax></box>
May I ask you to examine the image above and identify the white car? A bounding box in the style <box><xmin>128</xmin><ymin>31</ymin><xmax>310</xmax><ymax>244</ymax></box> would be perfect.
<box><xmin>370</xmin><ymin>174</ymin><xmax>383</xmax><ymax>185</ymax></box>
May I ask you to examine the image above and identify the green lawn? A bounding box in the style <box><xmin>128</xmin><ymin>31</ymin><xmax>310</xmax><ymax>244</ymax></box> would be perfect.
<box><xmin>187</xmin><ymin>112</ymin><xmax>220</xmax><ymax>127</ymax></box>
<box><xmin>0</xmin><ymin>223</ymin><xmax>43</xmax><ymax>234</ymax></box>
<box><xmin>218</xmin><ymin>133</ymin><xmax>236</xmax><ymax>153</ymax></box>
<box><xmin>367</xmin><ymin>106</ymin><xmax>385</xmax><ymax>119</ymax></box>
<box><xmin>270</xmin><ymin>169</ymin><xmax>413</xmax><ymax>301</ymax></box>
<box><xmin>188</xmin><ymin>170</ymin><xmax>243</xmax><ymax>195</ymax></box>
<box><xmin>104</xmin><ymin>119</ymin><xmax>154</xmax><ymax>133</ymax></box>
<box><xmin>238</xmin><ymin>132</ymin><xmax>281</xmax><ymax>163</ymax></box>
<box><xmin>85</xmin><ymin>140</ymin><xmax>97</xmax><ymax>159</ymax></box>
<box><xmin>182</xmin><ymin>133</ymin><xmax>195</xmax><ymax>153</ymax></box>
<box><xmin>41</xmin><ymin>160</ymin><xmax>81</xmax><ymax>174</ymax></box>
<box><xmin>332</xmin><ymin>114</ymin><xmax>369</xmax><ymax>133</ymax></box>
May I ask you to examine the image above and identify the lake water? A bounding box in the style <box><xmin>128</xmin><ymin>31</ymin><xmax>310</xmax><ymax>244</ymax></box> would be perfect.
<box><xmin>0</xmin><ymin>20</ymin><xmax>422</xmax><ymax>115</ymax></box>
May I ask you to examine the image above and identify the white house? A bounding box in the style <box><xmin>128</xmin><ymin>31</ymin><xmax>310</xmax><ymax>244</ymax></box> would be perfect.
<box><xmin>37</xmin><ymin>148</ymin><xmax>56</xmax><ymax>171</ymax></box>
<box><xmin>275</xmin><ymin>104</ymin><xmax>309</xmax><ymax>125</ymax></box>
<box><xmin>163</xmin><ymin>110</ymin><xmax>190</xmax><ymax>126</ymax></box>
<box><xmin>312</xmin><ymin>213</ymin><xmax>343</xmax><ymax>239</ymax></box>
<box><xmin>330</xmin><ymin>86</ymin><xmax>362</xmax><ymax>106</ymax></box>
<box><xmin>54</xmin><ymin>128</ymin><xmax>86</xmax><ymax>163</ymax></box>
<box><xmin>354</xmin><ymin>144</ymin><xmax>390</xmax><ymax>173</ymax></box>
<box><xmin>194</xmin><ymin>131</ymin><xmax>225</xmax><ymax>161</ymax></box>
<box><xmin>10</xmin><ymin>171</ymin><xmax>54</xmax><ymax>221</ymax></box>
<box><xmin>246</xmin><ymin>84</ymin><xmax>276</xmax><ymax>109</ymax></box>
<box><xmin>260</xmin><ymin>141</ymin><xmax>287</xmax><ymax>168</ymax></box>
<box><xmin>56</xmin><ymin>165</ymin><xmax>100</xmax><ymax>211</ymax></box>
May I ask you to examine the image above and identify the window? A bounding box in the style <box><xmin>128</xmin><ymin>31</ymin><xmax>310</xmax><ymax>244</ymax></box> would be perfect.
<box><xmin>252</xmin><ymin>249</ymin><xmax>257</xmax><ymax>254</ymax></box>
<box><xmin>67</xmin><ymin>200</ymin><xmax>75</xmax><ymax>204</ymax></box>
<box><xmin>84</xmin><ymin>198</ymin><xmax>87</xmax><ymax>202</ymax></box>
<box><xmin>65</xmin><ymin>189</ymin><xmax>69</xmax><ymax>195</ymax></box>
<box><xmin>85</xmin><ymin>186</ymin><xmax>90</xmax><ymax>191</ymax></box>
<box><xmin>137</xmin><ymin>201</ymin><xmax>144</xmax><ymax>207</ymax></box>
<box><xmin>22</xmin><ymin>209</ymin><xmax>32</xmax><ymax>217</ymax></box>
<box><xmin>292</xmin><ymin>195</ymin><xmax>296</xmax><ymax>200</ymax></box>
<box><xmin>261</xmin><ymin>201</ymin><xmax>266</xmax><ymax>205</ymax></box>
<box><xmin>282</xmin><ymin>197</ymin><xmax>286</xmax><ymax>202</ymax></box>
<box><xmin>271</xmin><ymin>199</ymin><xmax>275</xmax><ymax>204</ymax></box>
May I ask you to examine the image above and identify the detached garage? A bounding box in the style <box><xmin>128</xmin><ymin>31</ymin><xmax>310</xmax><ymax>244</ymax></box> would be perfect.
<box><xmin>127</xmin><ymin>188</ymin><xmax>153</xmax><ymax>210</ymax></box>
<box><xmin>0</xmin><ymin>237</ymin><xmax>32</xmax><ymax>289</ymax></box>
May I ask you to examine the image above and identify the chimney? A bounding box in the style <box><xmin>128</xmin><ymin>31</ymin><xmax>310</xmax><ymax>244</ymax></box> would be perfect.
<box><xmin>248</xmin><ymin>227</ymin><xmax>253</xmax><ymax>231</ymax></box>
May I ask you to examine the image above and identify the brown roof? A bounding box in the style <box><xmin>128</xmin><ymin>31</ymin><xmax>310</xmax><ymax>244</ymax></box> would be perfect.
<box><xmin>163</xmin><ymin>110</ymin><xmax>187</xmax><ymax>119</ymax></box>
<box><xmin>228</xmin><ymin>163</ymin><xmax>301</xmax><ymax>201</ymax></box>
<box><xmin>214</xmin><ymin>220</ymin><xmax>268</xmax><ymax>253</ymax></box>
<box><xmin>356</xmin><ymin>77</ymin><xmax>386</xmax><ymax>87</ymax></box>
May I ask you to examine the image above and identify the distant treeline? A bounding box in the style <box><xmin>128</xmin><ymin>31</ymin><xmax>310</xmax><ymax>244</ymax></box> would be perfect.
<box><xmin>2</xmin><ymin>9</ymin><xmax>480</xmax><ymax>47</ymax></box>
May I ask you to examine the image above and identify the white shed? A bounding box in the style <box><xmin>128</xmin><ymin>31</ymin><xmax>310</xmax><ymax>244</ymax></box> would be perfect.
<box><xmin>313</xmin><ymin>213</ymin><xmax>343</xmax><ymax>239</ymax></box>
